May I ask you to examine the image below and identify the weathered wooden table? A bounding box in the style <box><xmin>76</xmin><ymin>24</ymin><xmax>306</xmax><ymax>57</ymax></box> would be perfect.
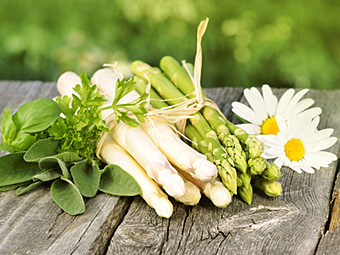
<box><xmin>0</xmin><ymin>81</ymin><xmax>339</xmax><ymax>255</ymax></box>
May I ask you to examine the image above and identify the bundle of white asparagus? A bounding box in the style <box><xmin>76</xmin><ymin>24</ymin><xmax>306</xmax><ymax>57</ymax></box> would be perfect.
<box><xmin>56</xmin><ymin>69</ymin><xmax>232</xmax><ymax>218</ymax></box>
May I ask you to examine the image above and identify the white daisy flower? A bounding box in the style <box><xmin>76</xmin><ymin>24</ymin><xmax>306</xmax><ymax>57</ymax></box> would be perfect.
<box><xmin>232</xmin><ymin>84</ymin><xmax>322</xmax><ymax>136</ymax></box>
<box><xmin>257</xmin><ymin>116</ymin><xmax>337</xmax><ymax>174</ymax></box>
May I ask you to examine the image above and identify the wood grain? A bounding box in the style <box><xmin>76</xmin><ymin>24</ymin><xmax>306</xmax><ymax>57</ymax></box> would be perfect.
<box><xmin>1</xmin><ymin>82</ymin><xmax>340</xmax><ymax>255</ymax></box>
<box><xmin>106</xmin><ymin>87</ymin><xmax>340</xmax><ymax>255</ymax></box>
<box><xmin>0</xmin><ymin>81</ymin><xmax>131</xmax><ymax>255</ymax></box>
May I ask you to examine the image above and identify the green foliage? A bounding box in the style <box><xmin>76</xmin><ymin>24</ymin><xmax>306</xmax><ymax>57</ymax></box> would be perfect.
<box><xmin>48</xmin><ymin>73</ymin><xmax>108</xmax><ymax>159</ymax></box>
<box><xmin>0</xmin><ymin>98</ymin><xmax>61</xmax><ymax>152</ymax></box>
<box><xmin>0</xmin><ymin>138</ymin><xmax>141</xmax><ymax>215</ymax></box>
<box><xmin>99</xmin><ymin>164</ymin><xmax>141</xmax><ymax>196</ymax></box>
<box><xmin>0</xmin><ymin>0</ymin><xmax>339</xmax><ymax>89</ymax></box>
<box><xmin>0</xmin><ymin>153</ymin><xmax>43</xmax><ymax>186</ymax></box>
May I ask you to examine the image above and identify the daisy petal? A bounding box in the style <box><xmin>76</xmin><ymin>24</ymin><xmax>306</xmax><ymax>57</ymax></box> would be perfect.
<box><xmin>285</xmin><ymin>89</ymin><xmax>309</xmax><ymax>115</ymax></box>
<box><xmin>307</xmin><ymin>137</ymin><xmax>337</xmax><ymax>152</ymax></box>
<box><xmin>237</xmin><ymin>123</ymin><xmax>261</xmax><ymax>135</ymax></box>
<box><xmin>276</xmin><ymin>88</ymin><xmax>295</xmax><ymax>116</ymax></box>
<box><xmin>298</xmin><ymin>107</ymin><xmax>322</xmax><ymax>120</ymax></box>
<box><xmin>232</xmin><ymin>102</ymin><xmax>263</xmax><ymax>125</ymax></box>
<box><xmin>293</xmin><ymin>98</ymin><xmax>315</xmax><ymax>116</ymax></box>
<box><xmin>308</xmin><ymin>128</ymin><xmax>334</xmax><ymax>143</ymax></box>
<box><xmin>262</xmin><ymin>84</ymin><xmax>278</xmax><ymax>116</ymax></box>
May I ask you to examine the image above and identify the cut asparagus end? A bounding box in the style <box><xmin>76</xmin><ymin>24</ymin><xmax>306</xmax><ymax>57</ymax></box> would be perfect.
<box><xmin>158</xmin><ymin>170</ymin><xmax>186</xmax><ymax>198</ymax></box>
<box><xmin>176</xmin><ymin>180</ymin><xmax>201</xmax><ymax>206</ymax></box>
<box><xmin>192</xmin><ymin>157</ymin><xmax>218</xmax><ymax>182</ymax></box>
<box><xmin>150</xmin><ymin>196</ymin><xmax>174</xmax><ymax>218</ymax></box>
<box><xmin>248</xmin><ymin>157</ymin><xmax>267</xmax><ymax>175</ymax></box>
<box><xmin>203</xmin><ymin>179</ymin><xmax>232</xmax><ymax>208</ymax></box>
<box><xmin>262</xmin><ymin>162</ymin><xmax>282</xmax><ymax>181</ymax></box>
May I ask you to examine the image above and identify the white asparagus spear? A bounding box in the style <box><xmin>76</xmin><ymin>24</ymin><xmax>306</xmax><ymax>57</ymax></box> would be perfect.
<box><xmin>142</xmin><ymin>118</ymin><xmax>217</xmax><ymax>182</ymax></box>
<box><xmin>178</xmin><ymin>170</ymin><xmax>232</xmax><ymax>208</ymax></box>
<box><xmin>93</xmin><ymin>68</ymin><xmax>217</xmax><ymax>182</ymax></box>
<box><xmin>100</xmin><ymin>135</ymin><xmax>173</xmax><ymax>218</ymax></box>
<box><xmin>57</xmin><ymin>71</ymin><xmax>174</xmax><ymax>217</ymax></box>
<box><xmin>111</xmin><ymin>122</ymin><xmax>185</xmax><ymax>198</ymax></box>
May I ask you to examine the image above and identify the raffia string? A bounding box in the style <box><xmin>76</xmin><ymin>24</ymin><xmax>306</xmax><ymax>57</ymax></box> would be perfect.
<box><xmin>97</xmin><ymin>17</ymin><xmax>227</xmax><ymax>159</ymax></box>
<box><xmin>144</xmin><ymin>18</ymin><xmax>226</xmax><ymax>134</ymax></box>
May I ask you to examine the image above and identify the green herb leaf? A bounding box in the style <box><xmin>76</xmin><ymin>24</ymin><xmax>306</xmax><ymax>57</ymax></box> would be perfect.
<box><xmin>49</xmin><ymin>73</ymin><xmax>108</xmax><ymax>159</ymax></box>
<box><xmin>99</xmin><ymin>164</ymin><xmax>141</xmax><ymax>196</ymax></box>
<box><xmin>16</xmin><ymin>181</ymin><xmax>43</xmax><ymax>196</ymax></box>
<box><xmin>39</xmin><ymin>156</ymin><xmax>70</xmax><ymax>179</ymax></box>
<box><xmin>33</xmin><ymin>169</ymin><xmax>60</xmax><ymax>182</ymax></box>
<box><xmin>9</xmin><ymin>131</ymin><xmax>36</xmax><ymax>152</ymax></box>
<box><xmin>50</xmin><ymin>177</ymin><xmax>85</xmax><ymax>215</ymax></box>
<box><xmin>0</xmin><ymin>153</ymin><xmax>43</xmax><ymax>186</ymax></box>
<box><xmin>0</xmin><ymin>181</ymin><xmax>31</xmax><ymax>192</ymax></box>
<box><xmin>24</xmin><ymin>138</ymin><xmax>59</xmax><ymax>162</ymax></box>
<box><xmin>110</xmin><ymin>77</ymin><xmax>148</xmax><ymax>127</ymax></box>
<box><xmin>70</xmin><ymin>160</ymin><xmax>100</xmax><ymax>197</ymax></box>
<box><xmin>12</xmin><ymin>98</ymin><xmax>61</xmax><ymax>133</ymax></box>
<box><xmin>1</xmin><ymin>107</ymin><xmax>17</xmax><ymax>143</ymax></box>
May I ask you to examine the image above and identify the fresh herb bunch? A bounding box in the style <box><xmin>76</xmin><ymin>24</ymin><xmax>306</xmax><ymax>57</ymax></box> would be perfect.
<box><xmin>48</xmin><ymin>73</ymin><xmax>108</xmax><ymax>159</ymax></box>
<box><xmin>0</xmin><ymin>72</ymin><xmax>147</xmax><ymax>215</ymax></box>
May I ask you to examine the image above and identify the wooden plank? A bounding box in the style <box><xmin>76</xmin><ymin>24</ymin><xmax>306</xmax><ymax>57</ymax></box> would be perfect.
<box><xmin>106</xmin><ymin>87</ymin><xmax>340</xmax><ymax>255</ymax></box>
<box><xmin>0</xmin><ymin>81</ymin><xmax>131</xmax><ymax>255</ymax></box>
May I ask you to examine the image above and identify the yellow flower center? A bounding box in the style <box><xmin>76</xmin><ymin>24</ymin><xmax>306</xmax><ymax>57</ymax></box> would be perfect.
<box><xmin>284</xmin><ymin>138</ymin><xmax>305</xmax><ymax>161</ymax></box>
<box><xmin>261</xmin><ymin>116</ymin><xmax>280</xmax><ymax>135</ymax></box>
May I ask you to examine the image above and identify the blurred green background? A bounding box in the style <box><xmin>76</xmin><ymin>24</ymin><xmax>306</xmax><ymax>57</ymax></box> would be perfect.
<box><xmin>1</xmin><ymin>0</ymin><xmax>339</xmax><ymax>89</ymax></box>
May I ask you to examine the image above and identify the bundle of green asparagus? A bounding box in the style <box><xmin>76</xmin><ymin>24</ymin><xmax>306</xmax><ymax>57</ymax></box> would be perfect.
<box><xmin>130</xmin><ymin>56</ymin><xmax>282</xmax><ymax>205</ymax></box>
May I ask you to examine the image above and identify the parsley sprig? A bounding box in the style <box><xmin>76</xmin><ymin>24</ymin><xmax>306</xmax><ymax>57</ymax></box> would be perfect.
<box><xmin>102</xmin><ymin>77</ymin><xmax>148</xmax><ymax>127</ymax></box>
<box><xmin>48</xmin><ymin>73</ymin><xmax>148</xmax><ymax>159</ymax></box>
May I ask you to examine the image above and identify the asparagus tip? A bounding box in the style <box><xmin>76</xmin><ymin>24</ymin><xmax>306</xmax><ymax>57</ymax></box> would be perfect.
<box><xmin>192</xmin><ymin>157</ymin><xmax>218</xmax><ymax>182</ymax></box>
<box><xmin>151</xmin><ymin>196</ymin><xmax>174</xmax><ymax>218</ymax></box>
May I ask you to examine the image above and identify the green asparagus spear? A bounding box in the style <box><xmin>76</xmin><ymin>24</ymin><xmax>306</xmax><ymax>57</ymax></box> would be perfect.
<box><xmin>253</xmin><ymin>176</ymin><xmax>282</xmax><ymax>197</ymax></box>
<box><xmin>131</xmin><ymin>60</ymin><xmax>238</xmax><ymax>194</ymax></box>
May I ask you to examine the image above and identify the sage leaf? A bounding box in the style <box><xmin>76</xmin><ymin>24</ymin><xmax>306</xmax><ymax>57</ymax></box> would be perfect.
<box><xmin>99</xmin><ymin>164</ymin><xmax>141</xmax><ymax>196</ymax></box>
<box><xmin>70</xmin><ymin>160</ymin><xmax>100</xmax><ymax>198</ymax></box>
<box><xmin>16</xmin><ymin>181</ymin><xmax>43</xmax><ymax>196</ymax></box>
<box><xmin>0</xmin><ymin>181</ymin><xmax>31</xmax><ymax>192</ymax></box>
<box><xmin>54</xmin><ymin>152</ymin><xmax>82</xmax><ymax>162</ymax></box>
<box><xmin>39</xmin><ymin>156</ymin><xmax>70</xmax><ymax>179</ymax></box>
<box><xmin>12</xmin><ymin>98</ymin><xmax>61</xmax><ymax>133</ymax></box>
<box><xmin>0</xmin><ymin>153</ymin><xmax>43</xmax><ymax>186</ymax></box>
<box><xmin>33</xmin><ymin>169</ymin><xmax>60</xmax><ymax>182</ymax></box>
<box><xmin>50</xmin><ymin>178</ymin><xmax>85</xmax><ymax>215</ymax></box>
<box><xmin>24</xmin><ymin>138</ymin><xmax>59</xmax><ymax>162</ymax></box>
<box><xmin>1</xmin><ymin>107</ymin><xmax>17</xmax><ymax>143</ymax></box>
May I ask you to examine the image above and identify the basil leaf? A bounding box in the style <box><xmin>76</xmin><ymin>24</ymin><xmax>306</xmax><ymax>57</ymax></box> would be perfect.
<box><xmin>39</xmin><ymin>156</ymin><xmax>70</xmax><ymax>179</ymax></box>
<box><xmin>33</xmin><ymin>169</ymin><xmax>60</xmax><ymax>182</ymax></box>
<box><xmin>16</xmin><ymin>181</ymin><xmax>43</xmax><ymax>196</ymax></box>
<box><xmin>24</xmin><ymin>138</ymin><xmax>59</xmax><ymax>162</ymax></box>
<box><xmin>12</xmin><ymin>98</ymin><xmax>61</xmax><ymax>133</ymax></box>
<box><xmin>99</xmin><ymin>164</ymin><xmax>141</xmax><ymax>196</ymax></box>
<box><xmin>1</xmin><ymin>107</ymin><xmax>17</xmax><ymax>143</ymax></box>
<box><xmin>0</xmin><ymin>143</ymin><xmax>15</xmax><ymax>153</ymax></box>
<box><xmin>10</xmin><ymin>131</ymin><xmax>36</xmax><ymax>152</ymax></box>
<box><xmin>70</xmin><ymin>160</ymin><xmax>100</xmax><ymax>198</ymax></box>
<box><xmin>50</xmin><ymin>178</ymin><xmax>85</xmax><ymax>215</ymax></box>
<box><xmin>0</xmin><ymin>153</ymin><xmax>43</xmax><ymax>186</ymax></box>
